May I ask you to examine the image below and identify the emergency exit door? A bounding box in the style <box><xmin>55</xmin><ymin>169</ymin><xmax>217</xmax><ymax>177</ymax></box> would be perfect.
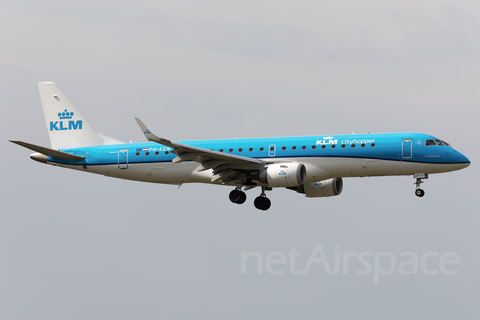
<box><xmin>402</xmin><ymin>139</ymin><xmax>412</xmax><ymax>159</ymax></box>
<box><xmin>118</xmin><ymin>150</ymin><xmax>128</xmax><ymax>169</ymax></box>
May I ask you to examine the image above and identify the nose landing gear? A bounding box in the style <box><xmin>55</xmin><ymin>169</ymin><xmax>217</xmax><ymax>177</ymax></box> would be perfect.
<box><xmin>415</xmin><ymin>188</ymin><xmax>425</xmax><ymax>197</ymax></box>
<box><xmin>414</xmin><ymin>173</ymin><xmax>428</xmax><ymax>197</ymax></box>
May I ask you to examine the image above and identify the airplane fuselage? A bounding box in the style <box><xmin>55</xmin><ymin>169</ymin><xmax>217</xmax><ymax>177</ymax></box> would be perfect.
<box><xmin>41</xmin><ymin>132</ymin><xmax>470</xmax><ymax>185</ymax></box>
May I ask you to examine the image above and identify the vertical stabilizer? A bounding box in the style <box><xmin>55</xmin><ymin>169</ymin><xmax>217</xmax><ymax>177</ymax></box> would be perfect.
<box><xmin>38</xmin><ymin>82</ymin><xmax>102</xmax><ymax>149</ymax></box>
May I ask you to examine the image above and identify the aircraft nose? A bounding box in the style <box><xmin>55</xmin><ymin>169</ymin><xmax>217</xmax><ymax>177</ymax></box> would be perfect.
<box><xmin>455</xmin><ymin>152</ymin><xmax>470</xmax><ymax>168</ymax></box>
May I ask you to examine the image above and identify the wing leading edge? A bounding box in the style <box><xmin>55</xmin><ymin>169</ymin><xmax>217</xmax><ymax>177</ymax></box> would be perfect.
<box><xmin>134</xmin><ymin>118</ymin><xmax>265</xmax><ymax>184</ymax></box>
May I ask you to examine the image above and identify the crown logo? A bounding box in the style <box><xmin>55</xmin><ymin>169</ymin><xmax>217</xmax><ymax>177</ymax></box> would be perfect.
<box><xmin>58</xmin><ymin>109</ymin><xmax>74</xmax><ymax>119</ymax></box>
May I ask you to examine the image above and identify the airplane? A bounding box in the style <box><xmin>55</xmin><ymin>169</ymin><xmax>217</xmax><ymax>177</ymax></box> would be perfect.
<box><xmin>10</xmin><ymin>82</ymin><xmax>471</xmax><ymax>210</ymax></box>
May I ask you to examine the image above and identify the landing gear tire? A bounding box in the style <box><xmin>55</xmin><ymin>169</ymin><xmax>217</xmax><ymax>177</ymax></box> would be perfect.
<box><xmin>415</xmin><ymin>189</ymin><xmax>425</xmax><ymax>197</ymax></box>
<box><xmin>229</xmin><ymin>190</ymin><xmax>247</xmax><ymax>204</ymax></box>
<box><xmin>254</xmin><ymin>196</ymin><xmax>271</xmax><ymax>211</ymax></box>
<box><xmin>237</xmin><ymin>191</ymin><xmax>247</xmax><ymax>204</ymax></box>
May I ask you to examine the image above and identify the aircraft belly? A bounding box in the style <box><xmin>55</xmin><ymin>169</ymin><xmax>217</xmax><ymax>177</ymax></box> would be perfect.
<box><xmin>299</xmin><ymin>157</ymin><xmax>353</xmax><ymax>178</ymax></box>
<box><xmin>58</xmin><ymin>162</ymin><xmax>196</xmax><ymax>184</ymax></box>
<box><xmin>149</xmin><ymin>167</ymin><xmax>168</xmax><ymax>183</ymax></box>
<box><xmin>348</xmin><ymin>159</ymin><xmax>368</xmax><ymax>177</ymax></box>
<box><xmin>366</xmin><ymin>160</ymin><xmax>385</xmax><ymax>176</ymax></box>
<box><xmin>289</xmin><ymin>157</ymin><xmax>436</xmax><ymax>178</ymax></box>
<box><xmin>50</xmin><ymin>157</ymin><xmax>465</xmax><ymax>186</ymax></box>
<box><xmin>133</xmin><ymin>162</ymin><xmax>195</xmax><ymax>184</ymax></box>
<box><xmin>382</xmin><ymin>161</ymin><xmax>466</xmax><ymax>175</ymax></box>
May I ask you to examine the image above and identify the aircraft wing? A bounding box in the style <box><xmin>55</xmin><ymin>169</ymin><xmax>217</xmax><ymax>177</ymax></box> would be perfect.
<box><xmin>135</xmin><ymin>118</ymin><xmax>264</xmax><ymax>183</ymax></box>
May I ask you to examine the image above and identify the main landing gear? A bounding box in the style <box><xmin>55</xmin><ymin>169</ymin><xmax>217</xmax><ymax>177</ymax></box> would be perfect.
<box><xmin>254</xmin><ymin>187</ymin><xmax>271</xmax><ymax>211</ymax></box>
<box><xmin>229</xmin><ymin>186</ymin><xmax>271</xmax><ymax>210</ymax></box>
<box><xmin>414</xmin><ymin>173</ymin><xmax>428</xmax><ymax>197</ymax></box>
<box><xmin>229</xmin><ymin>187</ymin><xmax>247</xmax><ymax>204</ymax></box>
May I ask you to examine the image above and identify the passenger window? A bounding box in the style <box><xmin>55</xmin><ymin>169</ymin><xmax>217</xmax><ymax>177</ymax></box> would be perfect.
<box><xmin>351</xmin><ymin>144</ymin><xmax>355</xmax><ymax>148</ymax></box>
<box><xmin>165</xmin><ymin>151</ymin><xmax>169</xmax><ymax>155</ymax></box>
<box><xmin>371</xmin><ymin>143</ymin><xmax>375</xmax><ymax>148</ymax></box>
<box><xmin>361</xmin><ymin>143</ymin><xmax>365</xmax><ymax>148</ymax></box>
<box><xmin>425</xmin><ymin>139</ymin><xmax>436</xmax><ymax>146</ymax></box>
<box><xmin>249</xmin><ymin>148</ymin><xmax>253</xmax><ymax>152</ymax></box>
<box><xmin>270</xmin><ymin>147</ymin><xmax>274</xmax><ymax>151</ymax></box>
<box><xmin>302</xmin><ymin>146</ymin><xmax>306</xmax><ymax>150</ymax></box>
<box><xmin>155</xmin><ymin>151</ymin><xmax>159</xmax><ymax>156</ymax></box>
<box><xmin>260</xmin><ymin>147</ymin><xmax>264</xmax><ymax>152</ymax></box>
<box><xmin>341</xmin><ymin>144</ymin><xmax>345</xmax><ymax>149</ymax></box>
<box><xmin>331</xmin><ymin>145</ymin><xmax>336</xmax><ymax>149</ymax></box>
<box><xmin>136</xmin><ymin>152</ymin><xmax>140</xmax><ymax>156</ymax></box>
<box><xmin>312</xmin><ymin>145</ymin><xmax>316</xmax><ymax>150</ymax></box>
<box><xmin>292</xmin><ymin>146</ymin><xmax>296</xmax><ymax>150</ymax></box>
<box><xmin>321</xmin><ymin>145</ymin><xmax>326</xmax><ymax>150</ymax></box>
<box><xmin>145</xmin><ymin>152</ymin><xmax>150</xmax><ymax>156</ymax></box>
<box><xmin>282</xmin><ymin>146</ymin><xmax>286</xmax><ymax>151</ymax></box>
<box><xmin>219</xmin><ymin>149</ymin><xmax>224</xmax><ymax>152</ymax></box>
<box><xmin>229</xmin><ymin>148</ymin><xmax>233</xmax><ymax>153</ymax></box>
<box><xmin>239</xmin><ymin>148</ymin><xmax>243</xmax><ymax>152</ymax></box>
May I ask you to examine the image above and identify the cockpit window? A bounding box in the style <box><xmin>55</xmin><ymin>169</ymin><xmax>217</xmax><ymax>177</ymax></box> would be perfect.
<box><xmin>435</xmin><ymin>139</ymin><xmax>450</xmax><ymax>146</ymax></box>
<box><xmin>425</xmin><ymin>139</ymin><xmax>436</xmax><ymax>146</ymax></box>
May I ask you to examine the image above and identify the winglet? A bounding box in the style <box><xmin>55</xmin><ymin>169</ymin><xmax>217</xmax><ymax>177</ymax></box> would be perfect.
<box><xmin>135</xmin><ymin>117</ymin><xmax>156</xmax><ymax>140</ymax></box>
<box><xmin>134</xmin><ymin>118</ymin><xmax>175</xmax><ymax>148</ymax></box>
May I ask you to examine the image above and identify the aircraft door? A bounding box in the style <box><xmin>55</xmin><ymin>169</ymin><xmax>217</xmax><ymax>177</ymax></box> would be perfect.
<box><xmin>269</xmin><ymin>144</ymin><xmax>276</xmax><ymax>157</ymax></box>
<box><xmin>118</xmin><ymin>150</ymin><xmax>128</xmax><ymax>169</ymax></box>
<box><xmin>402</xmin><ymin>139</ymin><xmax>412</xmax><ymax>159</ymax></box>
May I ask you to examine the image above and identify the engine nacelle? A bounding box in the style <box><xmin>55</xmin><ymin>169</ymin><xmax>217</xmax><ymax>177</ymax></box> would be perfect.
<box><xmin>259</xmin><ymin>162</ymin><xmax>306</xmax><ymax>187</ymax></box>
<box><xmin>289</xmin><ymin>178</ymin><xmax>343</xmax><ymax>197</ymax></box>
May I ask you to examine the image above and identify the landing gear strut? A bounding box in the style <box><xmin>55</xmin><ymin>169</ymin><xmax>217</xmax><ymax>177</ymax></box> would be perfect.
<box><xmin>254</xmin><ymin>187</ymin><xmax>271</xmax><ymax>211</ymax></box>
<box><xmin>229</xmin><ymin>187</ymin><xmax>247</xmax><ymax>204</ymax></box>
<box><xmin>414</xmin><ymin>173</ymin><xmax>428</xmax><ymax>197</ymax></box>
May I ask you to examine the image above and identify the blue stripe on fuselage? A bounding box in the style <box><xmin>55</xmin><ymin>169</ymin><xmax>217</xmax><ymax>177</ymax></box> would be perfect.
<box><xmin>50</xmin><ymin>132</ymin><xmax>470</xmax><ymax>166</ymax></box>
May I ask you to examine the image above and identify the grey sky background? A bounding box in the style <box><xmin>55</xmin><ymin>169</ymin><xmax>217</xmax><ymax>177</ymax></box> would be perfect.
<box><xmin>1</xmin><ymin>1</ymin><xmax>479</xmax><ymax>319</ymax></box>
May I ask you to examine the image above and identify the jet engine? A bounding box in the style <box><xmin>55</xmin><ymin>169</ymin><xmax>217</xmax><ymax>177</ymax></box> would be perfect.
<box><xmin>288</xmin><ymin>178</ymin><xmax>343</xmax><ymax>197</ymax></box>
<box><xmin>258</xmin><ymin>162</ymin><xmax>306</xmax><ymax>187</ymax></box>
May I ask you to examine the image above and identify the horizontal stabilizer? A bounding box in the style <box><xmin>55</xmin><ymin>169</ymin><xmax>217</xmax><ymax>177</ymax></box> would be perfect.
<box><xmin>9</xmin><ymin>140</ymin><xmax>85</xmax><ymax>161</ymax></box>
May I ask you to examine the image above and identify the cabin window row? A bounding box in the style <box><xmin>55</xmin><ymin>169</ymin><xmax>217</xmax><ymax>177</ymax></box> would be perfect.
<box><xmin>134</xmin><ymin>143</ymin><xmax>377</xmax><ymax>156</ymax></box>
<box><xmin>215</xmin><ymin>143</ymin><xmax>376</xmax><ymax>153</ymax></box>
<box><xmin>136</xmin><ymin>151</ymin><xmax>170</xmax><ymax>157</ymax></box>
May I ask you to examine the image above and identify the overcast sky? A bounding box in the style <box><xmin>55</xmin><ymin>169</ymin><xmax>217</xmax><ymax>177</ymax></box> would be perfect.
<box><xmin>1</xmin><ymin>1</ymin><xmax>479</xmax><ymax>319</ymax></box>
